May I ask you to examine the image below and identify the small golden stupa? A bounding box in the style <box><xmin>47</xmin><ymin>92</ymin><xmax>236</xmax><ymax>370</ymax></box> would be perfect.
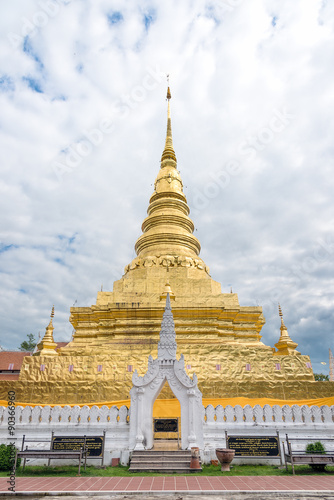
<box><xmin>34</xmin><ymin>306</ymin><xmax>58</xmax><ymax>357</ymax></box>
<box><xmin>1</xmin><ymin>86</ymin><xmax>330</xmax><ymax>406</ymax></box>
<box><xmin>274</xmin><ymin>305</ymin><xmax>299</xmax><ymax>356</ymax></box>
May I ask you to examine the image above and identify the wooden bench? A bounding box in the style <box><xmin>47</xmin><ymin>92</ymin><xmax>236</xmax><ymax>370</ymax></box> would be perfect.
<box><xmin>14</xmin><ymin>434</ymin><xmax>88</xmax><ymax>475</ymax></box>
<box><xmin>283</xmin><ymin>434</ymin><xmax>334</xmax><ymax>474</ymax></box>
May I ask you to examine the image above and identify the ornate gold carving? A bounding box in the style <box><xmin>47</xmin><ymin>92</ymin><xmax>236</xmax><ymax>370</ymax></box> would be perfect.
<box><xmin>124</xmin><ymin>255</ymin><xmax>210</xmax><ymax>275</ymax></box>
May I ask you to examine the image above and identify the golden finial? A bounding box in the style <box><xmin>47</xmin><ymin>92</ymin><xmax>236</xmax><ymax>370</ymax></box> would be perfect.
<box><xmin>166</xmin><ymin>75</ymin><xmax>171</xmax><ymax>100</ymax></box>
<box><xmin>161</xmin><ymin>76</ymin><xmax>176</xmax><ymax>163</ymax></box>
<box><xmin>51</xmin><ymin>305</ymin><xmax>55</xmax><ymax>319</ymax></box>
<box><xmin>278</xmin><ymin>303</ymin><xmax>285</xmax><ymax>326</ymax></box>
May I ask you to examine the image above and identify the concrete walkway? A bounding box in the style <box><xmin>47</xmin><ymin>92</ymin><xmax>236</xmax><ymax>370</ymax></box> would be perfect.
<box><xmin>1</xmin><ymin>475</ymin><xmax>334</xmax><ymax>495</ymax></box>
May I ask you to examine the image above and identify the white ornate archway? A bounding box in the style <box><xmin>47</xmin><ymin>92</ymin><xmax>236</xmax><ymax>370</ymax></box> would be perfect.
<box><xmin>129</xmin><ymin>294</ymin><xmax>204</xmax><ymax>451</ymax></box>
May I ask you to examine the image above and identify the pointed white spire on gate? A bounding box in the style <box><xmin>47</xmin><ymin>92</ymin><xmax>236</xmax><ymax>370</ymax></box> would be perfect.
<box><xmin>158</xmin><ymin>293</ymin><xmax>177</xmax><ymax>363</ymax></box>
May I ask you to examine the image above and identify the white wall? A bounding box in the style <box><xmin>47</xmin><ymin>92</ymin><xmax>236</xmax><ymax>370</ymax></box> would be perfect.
<box><xmin>202</xmin><ymin>404</ymin><xmax>334</xmax><ymax>465</ymax></box>
<box><xmin>0</xmin><ymin>405</ymin><xmax>130</xmax><ymax>466</ymax></box>
<box><xmin>1</xmin><ymin>403</ymin><xmax>333</xmax><ymax>466</ymax></box>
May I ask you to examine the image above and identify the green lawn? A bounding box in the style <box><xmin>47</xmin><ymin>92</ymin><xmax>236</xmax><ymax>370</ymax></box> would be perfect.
<box><xmin>1</xmin><ymin>463</ymin><xmax>334</xmax><ymax>477</ymax></box>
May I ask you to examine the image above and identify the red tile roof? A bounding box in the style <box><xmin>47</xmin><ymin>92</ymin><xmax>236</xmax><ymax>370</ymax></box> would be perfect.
<box><xmin>0</xmin><ymin>374</ymin><xmax>20</xmax><ymax>381</ymax></box>
<box><xmin>0</xmin><ymin>342</ymin><xmax>69</xmax><ymax>375</ymax></box>
<box><xmin>0</xmin><ymin>351</ymin><xmax>31</xmax><ymax>371</ymax></box>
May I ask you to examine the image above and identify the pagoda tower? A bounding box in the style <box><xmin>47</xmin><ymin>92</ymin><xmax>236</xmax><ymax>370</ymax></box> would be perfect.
<box><xmin>68</xmin><ymin>88</ymin><xmax>266</xmax><ymax>350</ymax></box>
<box><xmin>8</xmin><ymin>87</ymin><xmax>323</xmax><ymax>405</ymax></box>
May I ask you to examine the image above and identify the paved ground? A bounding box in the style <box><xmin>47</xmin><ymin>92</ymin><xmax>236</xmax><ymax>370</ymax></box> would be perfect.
<box><xmin>1</xmin><ymin>475</ymin><xmax>334</xmax><ymax>497</ymax></box>
<box><xmin>2</xmin><ymin>496</ymin><xmax>334</xmax><ymax>500</ymax></box>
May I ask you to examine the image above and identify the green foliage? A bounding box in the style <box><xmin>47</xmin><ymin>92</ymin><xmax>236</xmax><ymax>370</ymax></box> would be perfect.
<box><xmin>306</xmin><ymin>441</ymin><xmax>326</xmax><ymax>471</ymax></box>
<box><xmin>306</xmin><ymin>441</ymin><xmax>326</xmax><ymax>454</ymax></box>
<box><xmin>314</xmin><ymin>373</ymin><xmax>329</xmax><ymax>381</ymax></box>
<box><xmin>19</xmin><ymin>333</ymin><xmax>36</xmax><ymax>352</ymax></box>
<box><xmin>0</xmin><ymin>444</ymin><xmax>20</xmax><ymax>471</ymax></box>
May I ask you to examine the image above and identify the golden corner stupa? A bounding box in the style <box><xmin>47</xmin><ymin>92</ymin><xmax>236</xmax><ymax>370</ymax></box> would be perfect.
<box><xmin>2</xmin><ymin>86</ymin><xmax>333</xmax><ymax>409</ymax></box>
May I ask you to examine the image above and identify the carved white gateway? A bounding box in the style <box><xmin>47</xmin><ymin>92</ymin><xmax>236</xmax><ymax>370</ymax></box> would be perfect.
<box><xmin>129</xmin><ymin>293</ymin><xmax>204</xmax><ymax>450</ymax></box>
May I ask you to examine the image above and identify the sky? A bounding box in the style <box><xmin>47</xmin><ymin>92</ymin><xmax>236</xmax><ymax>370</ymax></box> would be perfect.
<box><xmin>0</xmin><ymin>0</ymin><xmax>333</xmax><ymax>375</ymax></box>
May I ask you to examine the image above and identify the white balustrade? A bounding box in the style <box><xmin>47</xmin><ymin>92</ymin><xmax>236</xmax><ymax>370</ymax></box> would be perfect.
<box><xmin>40</xmin><ymin>406</ymin><xmax>51</xmax><ymax>424</ymax></box>
<box><xmin>0</xmin><ymin>402</ymin><xmax>333</xmax><ymax>467</ymax></box>
<box><xmin>215</xmin><ymin>405</ymin><xmax>225</xmax><ymax>423</ymax></box>
<box><xmin>205</xmin><ymin>404</ymin><xmax>215</xmax><ymax>423</ymax></box>
<box><xmin>311</xmin><ymin>405</ymin><xmax>322</xmax><ymax>424</ymax></box>
<box><xmin>31</xmin><ymin>406</ymin><xmax>42</xmax><ymax>424</ymax></box>
<box><xmin>253</xmin><ymin>404</ymin><xmax>263</xmax><ymax>424</ymax></box>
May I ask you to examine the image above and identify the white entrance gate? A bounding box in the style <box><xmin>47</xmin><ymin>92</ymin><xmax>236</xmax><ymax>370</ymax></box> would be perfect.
<box><xmin>129</xmin><ymin>294</ymin><xmax>204</xmax><ymax>451</ymax></box>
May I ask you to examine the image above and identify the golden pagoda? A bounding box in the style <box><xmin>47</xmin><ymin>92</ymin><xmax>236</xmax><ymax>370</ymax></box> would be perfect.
<box><xmin>274</xmin><ymin>304</ymin><xmax>299</xmax><ymax>356</ymax></box>
<box><xmin>34</xmin><ymin>306</ymin><xmax>58</xmax><ymax>357</ymax></box>
<box><xmin>1</xmin><ymin>87</ymin><xmax>332</xmax><ymax>406</ymax></box>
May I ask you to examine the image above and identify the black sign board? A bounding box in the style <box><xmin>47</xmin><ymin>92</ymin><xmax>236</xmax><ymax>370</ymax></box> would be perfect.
<box><xmin>226</xmin><ymin>436</ymin><xmax>280</xmax><ymax>457</ymax></box>
<box><xmin>154</xmin><ymin>418</ymin><xmax>178</xmax><ymax>433</ymax></box>
<box><xmin>52</xmin><ymin>436</ymin><xmax>104</xmax><ymax>458</ymax></box>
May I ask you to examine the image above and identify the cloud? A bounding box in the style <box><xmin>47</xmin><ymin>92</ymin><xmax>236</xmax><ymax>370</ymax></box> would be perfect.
<box><xmin>0</xmin><ymin>0</ymin><xmax>333</xmax><ymax>377</ymax></box>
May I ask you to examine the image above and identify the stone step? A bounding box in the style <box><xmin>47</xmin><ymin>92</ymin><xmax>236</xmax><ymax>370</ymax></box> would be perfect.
<box><xmin>129</xmin><ymin>449</ymin><xmax>201</xmax><ymax>473</ymax></box>
<box><xmin>131</xmin><ymin>456</ymin><xmax>192</xmax><ymax>461</ymax></box>
<box><xmin>132</xmin><ymin>450</ymin><xmax>191</xmax><ymax>457</ymax></box>
<box><xmin>129</xmin><ymin>466</ymin><xmax>196</xmax><ymax>473</ymax></box>
<box><xmin>130</xmin><ymin>461</ymin><xmax>192</xmax><ymax>467</ymax></box>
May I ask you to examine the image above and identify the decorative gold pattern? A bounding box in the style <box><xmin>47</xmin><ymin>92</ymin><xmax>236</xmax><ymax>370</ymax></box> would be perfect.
<box><xmin>125</xmin><ymin>255</ymin><xmax>209</xmax><ymax>274</ymax></box>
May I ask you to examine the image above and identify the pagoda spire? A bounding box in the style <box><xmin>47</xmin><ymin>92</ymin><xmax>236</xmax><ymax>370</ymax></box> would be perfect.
<box><xmin>34</xmin><ymin>306</ymin><xmax>58</xmax><ymax>357</ymax></box>
<box><xmin>274</xmin><ymin>304</ymin><xmax>299</xmax><ymax>356</ymax></box>
<box><xmin>158</xmin><ymin>293</ymin><xmax>177</xmax><ymax>363</ymax></box>
<box><xmin>124</xmin><ymin>84</ymin><xmax>209</xmax><ymax>274</ymax></box>
<box><xmin>161</xmin><ymin>85</ymin><xmax>176</xmax><ymax>164</ymax></box>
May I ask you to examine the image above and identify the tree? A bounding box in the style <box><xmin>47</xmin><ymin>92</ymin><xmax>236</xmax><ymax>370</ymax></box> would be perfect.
<box><xmin>19</xmin><ymin>334</ymin><xmax>37</xmax><ymax>352</ymax></box>
<box><xmin>314</xmin><ymin>373</ymin><xmax>329</xmax><ymax>381</ymax></box>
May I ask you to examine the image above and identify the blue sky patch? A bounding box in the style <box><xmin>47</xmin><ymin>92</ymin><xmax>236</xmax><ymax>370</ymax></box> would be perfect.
<box><xmin>272</xmin><ymin>16</ymin><xmax>278</xmax><ymax>27</ymax></box>
<box><xmin>54</xmin><ymin>257</ymin><xmax>65</xmax><ymax>265</ymax></box>
<box><xmin>143</xmin><ymin>9</ymin><xmax>156</xmax><ymax>31</ymax></box>
<box><xmin>204</xmin><ymin>6</ymin><xmax>220</xmax><ymax>25</ymax></box>
<box><xmin>0</xmin><ymin>244</ymin><xmax>19</xmax><ymax>253</ymax></box>
<box><xmin>107</xmin><ymin>11</ymin><xmax>123</xmax><ymax>25</ymax></box>
<box><xmin>22</xmin><ymin>76</ymin><xmax>43</xmax><ymax>93</ymax></box>
<box><xmin>51</xmin><ymin>95</ymin><xmax>67</xmax><ymax>102</ymax></box>
<box><xmin>0</xmin><ymin>75</ymin><xmax>15</xmax><ymax>92</ymax></box>
<box><xmin>57</xmin><ymin>234</ymin><xmax>77</xmax><ymax>253</ymax></box>
<box><xmin>23</xmin><ymin>36</ymin><xmax>44</xmax><ymax>72</ymax></box>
